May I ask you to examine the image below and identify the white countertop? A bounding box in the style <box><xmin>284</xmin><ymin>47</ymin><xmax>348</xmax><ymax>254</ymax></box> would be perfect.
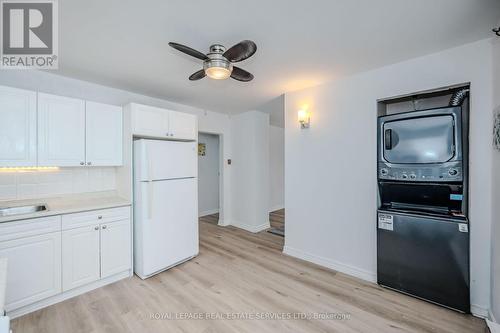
<box><xmin>0</xmin><ymin>191</ymin><xmax>131</xmax><ymax>224</ymax></box>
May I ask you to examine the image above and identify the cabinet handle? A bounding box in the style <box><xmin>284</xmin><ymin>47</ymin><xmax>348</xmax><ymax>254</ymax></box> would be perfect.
<box><xmin>87</xmin><ymin>161</ymin><xmax>92</xmax><ymax>166</ymax></box>
<box><xmin>94</xmin><ymin>226</ymin><xmax>99</xmax><ymax>230</ymax></box>
<box><xmin>102</xmin><ymin>225</ymin><xmax>107</xmax><ymax>229</ymax></box>
<box><xmin>170</xmin><ymin>133</ymin><xmax>174</xmax><ymax>137</ymax></box>
<box><xmin>80</xmin><ymin>162</ymin><xmax>84</xmax><ymax>165</ymax></box>
<box><xmin>166</xmin><ymin>133</ymin><xmax>169</xmax><ymax>137</ymax></box>
<box><xmin>98</xmin><ymin>215</ymin><xmax>102</xmax><ymax>219</ymax></box>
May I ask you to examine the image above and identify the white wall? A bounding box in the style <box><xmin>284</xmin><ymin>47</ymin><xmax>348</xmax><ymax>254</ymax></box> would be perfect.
<box><xmin>0</xmin><ymin>70</ymin><xmax>232</xmax><ymax>223</ymax></box>
<box><xmin>198</xmin><ymin>133</ymin><xmax>220</xmax><ymax>216</ymax></box>
<box><xmin>491</xmin><ymin>35</ymin><xmax>500</xmax><ymax>323</ymax></box>
<box><xmin>284</xmin><ymin>38</ymin><xmax>494</xmax><ymax>317</ymax></box>
<box><xmin>230</xmin><ymin>111</ymin><xmax>270</xmax><ymax>232</ymax></box>
<box><xmin>269</xmin><ymin>125</ymin><xmax>285</xmax><ymax>211</ymax></box>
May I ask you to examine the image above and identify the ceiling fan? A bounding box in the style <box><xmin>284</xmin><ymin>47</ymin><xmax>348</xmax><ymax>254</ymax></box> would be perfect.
<box><xmin>168</xmin><ymin>40</ymin><xmax>257</xmax><ymax>82</ymax></box>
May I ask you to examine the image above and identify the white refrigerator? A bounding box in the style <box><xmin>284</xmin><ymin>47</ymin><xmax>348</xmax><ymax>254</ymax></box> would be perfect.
<box><xmin>133</xmin><ymin>139</ymin><xmax>198</xmax><ymax>279</ymax></box>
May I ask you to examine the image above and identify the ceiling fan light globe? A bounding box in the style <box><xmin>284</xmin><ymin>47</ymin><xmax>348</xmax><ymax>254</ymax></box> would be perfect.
<box><xmin>205</xmin><ymin>66</ymin><xmax>232</xmax><ymax>80</ymax></box>
<box><xmin>203</xmin><ymin>57</ymin><xmax>233</xmax><ymax>80</ymax></box>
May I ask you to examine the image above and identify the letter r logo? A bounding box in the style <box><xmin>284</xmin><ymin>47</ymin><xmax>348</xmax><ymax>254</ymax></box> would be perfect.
<box><xmin>2</xmin><ymin>1</ymin><xmax>53</xmax><ymax>54</ymax></box>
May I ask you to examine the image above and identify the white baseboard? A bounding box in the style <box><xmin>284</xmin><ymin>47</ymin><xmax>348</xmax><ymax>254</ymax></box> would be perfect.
<box><xmin>231</xmin><ymin>220</ymin><xmax>270</xmax><ymax>233</ymax></box>
<box><xmin>269</xmin><ymin>205</ymin><xmax>284</xmax><ymax>213</ymax></box>
<box><xmin>199</xmin><ymin>209</ymin><xmax>219</xmax><ymax>217</ymax></box>
<box><xmin>283</xmin><ymin>246</ymin><xmax>377</xmax><ymax>283</ymax></box>
<box><xmin>217</xmin><ymin>218</ymin><xmax>230</xmax><ymax>227</ymax></box>
<box><xmin>7</xmin><ymin>270</ymin><xmax>132</xmax><ymax>319</ymax></box>
<box><xmin>470</xmin><ymin>304</ymin><xmax>490</xmax><ymax>318</ymax></box>
<box><xmin>490</xmin><ymin>309</ymin><xmax>499</xmax><ymax>323</ymax></box>
<box><xmin>487</xmin><ymin>319</ymin><xmax>500</xmax><ymax>333</ymax></box>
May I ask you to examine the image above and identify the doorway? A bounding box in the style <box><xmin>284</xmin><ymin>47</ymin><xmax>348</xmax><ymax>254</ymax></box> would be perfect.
<box><xmin>198</xmin><ymin>132</ymin><xmax>221</xmax><ymax>221</ymax></box>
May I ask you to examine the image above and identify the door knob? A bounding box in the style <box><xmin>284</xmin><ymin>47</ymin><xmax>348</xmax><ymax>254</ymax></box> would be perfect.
<box><xmin>80</xmin><ymin>162</ymin><xmax>84</xmax><ymax>165</ymax></box>
<box><xmin>94</xmin><ymin>226</ymin><xmax>99</xmax><ymax>230</ymax></box>
<box><xmin>102</xmin><ymin>225</ymin><xmax>107</xmax><ymax>229</ymax></box>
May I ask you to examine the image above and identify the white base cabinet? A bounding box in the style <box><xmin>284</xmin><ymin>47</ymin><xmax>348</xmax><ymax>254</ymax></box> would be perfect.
<box><xmin>0</xmin><ymin>232</ymin><xmax>61</xmax><ymax>312</ymax></box>
<box><xmin>1</xmin><ymin>206</ymin><xmax>131</xmax><ymax>317</ymax></box>
<box><xmin>101</xmin><ymin>219</ymin><xmax>131</xmax><ymax>278</ymax></box>
<box><xmin>62</xmin><ymin>225</ymin><xmax>101</xmax><ymax>291</ymax></box>
<box><xmin>61</xmin><ymin>207</ymin><xmax>131</xmax><ymax>292</ymax></box>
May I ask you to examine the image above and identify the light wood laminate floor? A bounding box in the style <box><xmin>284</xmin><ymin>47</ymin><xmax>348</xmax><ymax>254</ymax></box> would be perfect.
<box><xmin>12</xmin><ymin>213</ymin><xmax>486</xmax><ymax>333</ymax></box>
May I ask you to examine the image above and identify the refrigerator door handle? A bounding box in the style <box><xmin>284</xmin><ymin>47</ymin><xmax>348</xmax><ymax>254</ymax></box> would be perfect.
<box><xmin>146</xmin><ymin>144</ymin><xmax>153</xmax><ymax>182</ymax></box>
<box><xmin>146</xmin><ymin>143</ymin><xmax>154</xmax><ymax>219</ymax></box>
<box><xmin>148</xmin><ymin>181</ymin><xmax>154</xmax><ymax>219</ymax></box>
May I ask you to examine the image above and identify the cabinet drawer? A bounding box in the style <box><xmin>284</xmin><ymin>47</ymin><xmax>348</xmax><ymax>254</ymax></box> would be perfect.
<box><xmin>62</xmin><ymin>206</ymin><xmax>130</xmax><ymax>230</ymax></box>
<box><xmin>0</xmin><ymin>216</ymin><xmax>61</xmax><ymax>242</ymax></box>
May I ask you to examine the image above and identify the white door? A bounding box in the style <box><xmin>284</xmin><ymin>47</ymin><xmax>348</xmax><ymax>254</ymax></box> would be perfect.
<box><xmin>168</xmin><ymin>111</ymin><xmax>197</xmax><ymax>140</ymax></box>
<box><xmin>38</xmin><ymin>93</ymin><xmax>86</xmax><ymax>166</ymax></box>
<box><xmin>85</xmin><ymin>101</ymin><xmax>123</xmax><ymax>166</ymax></box>
<box><xmin>62</xmin><ymin>225</ymin><xmax>100</xmax><ymax>291</ymax></box>
<box><xmin>0</xmin><ymin>232</ymin><xmax>61</xmax><ymax>311</ymax></box>
<box><xmin>100</xmin><ymin>219</ymin><xmax>131</xmax><ymax>278</ymax></box>
<box><xmin>139</xmin><ymin>178</ymin><xmax>198</xmax><ymax>276</ymax></box>
<box><xmin>131</xmin><ymin>104</ymin><xmax>169</xmax><ymax>138</ymax></box>
<box><xmin>134</xmin><ymin>140</ymin><xmax>197</xmax><ymax>181</ymax></box>
<box><xmin>0</xmin><ymin>86</ymin><xmax>37</xmax><ymax>166</ymax></box>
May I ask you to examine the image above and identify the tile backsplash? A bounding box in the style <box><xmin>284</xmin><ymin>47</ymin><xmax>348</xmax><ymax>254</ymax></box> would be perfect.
<box><xmin>0</xmin><ymin>167</ymin><xmax>117</xmax><ymax>201</ymax></box>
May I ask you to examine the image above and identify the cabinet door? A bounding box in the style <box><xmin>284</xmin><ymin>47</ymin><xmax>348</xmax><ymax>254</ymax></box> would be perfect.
<box><xmin>62</xmin><ymin>224</ymin><xmax>100</xmax><ymax>291</ymax></box>
<box><xmin>0</xmin><ymin>86</ymin><xmax>37</xmax><ymax>166</ymax></box>
<box><xmin>85</xmin><ymin>101</ymin><xmax>123</xmax><ymax>166</ymax></box>
<box><xmin>100</xmin><ymin>219</ymin><xmax>131</xmax><ymax>278</ymax></box>
<box><xmin>169</xmin><ymin>111</ymin><xmax>197</xmax><ymax>140</ymax></box>
<box><xmin>38</xmin><ymin>93</ymin><xmax>86</xmax><ymax>166</ymax></box>
<box><xmin>131</xmin><ymin>104</ymin><xmax>169</xmax><ymax>138</ymax></box>
<box><xmin>0</xmin><ymin>232</ymin><xmax>61</xmax><ymax>311</ymax></box>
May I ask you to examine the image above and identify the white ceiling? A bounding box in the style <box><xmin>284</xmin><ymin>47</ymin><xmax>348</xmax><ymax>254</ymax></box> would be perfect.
<box><xmin>58</xmin><ymin>0</ymin><xmax>500</xmax><ymax>114</ymax></box>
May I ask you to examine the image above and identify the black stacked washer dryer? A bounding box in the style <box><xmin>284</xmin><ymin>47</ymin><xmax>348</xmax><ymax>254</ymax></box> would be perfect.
<box><xmin>377</xmin><ymin>89</ymin><xmax>470</xmax><ymax>313</ymax></box>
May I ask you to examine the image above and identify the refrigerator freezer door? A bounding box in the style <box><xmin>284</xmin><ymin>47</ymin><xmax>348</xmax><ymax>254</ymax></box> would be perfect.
<box><xmin>377</xmin><ymin>210</ymin><xmax>469</xmax><ymax>312</ymax></box>
<box><xmin>134</xmin><ymin>139</ymin><xmax>197</xmax><ymax>181</ymax></box>
<box><xmin>134</xmin><ymin>177</ymin><xmax>198</xmax><ymax>278</ymax></box>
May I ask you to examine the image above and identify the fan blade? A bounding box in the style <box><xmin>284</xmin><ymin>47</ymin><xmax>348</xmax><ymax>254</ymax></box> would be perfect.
<box><xmin>223</xmin><ymin>40</ymin><xmax>257</xmax><ymax>63</ymax></box>
<box><xmin>230</xmin><ymin>66</ymin><xmax>254</xmax><ymax>82</ymax></box>
<box><xmin>169</xmin><ymin>42</ymin><xmax>208</xmax><ymax>60</ymax></box>
<box><xmin>189</xmin><ymin>69</ymin><xmax>206</xmax><ymax>81</ymax></box>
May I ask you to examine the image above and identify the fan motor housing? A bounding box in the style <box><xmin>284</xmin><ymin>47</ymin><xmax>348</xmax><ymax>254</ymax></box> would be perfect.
<box><xmin>204</xmin><ymin>45</ymin><xmax>233</xmax><ymax>77</ymax></box>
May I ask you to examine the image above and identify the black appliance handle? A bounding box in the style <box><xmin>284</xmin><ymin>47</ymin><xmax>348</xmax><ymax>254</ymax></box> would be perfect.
<box><xmin>385</xmin><ymin>129</ymin><xmax>392</xmax><ymax>150</ymax></box>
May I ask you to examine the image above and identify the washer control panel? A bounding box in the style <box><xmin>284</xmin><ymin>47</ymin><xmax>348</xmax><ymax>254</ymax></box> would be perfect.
<box><xmin>378</xmin><ymin>163</ymin><xmax>462</xmax><ymax>182</ymax></box>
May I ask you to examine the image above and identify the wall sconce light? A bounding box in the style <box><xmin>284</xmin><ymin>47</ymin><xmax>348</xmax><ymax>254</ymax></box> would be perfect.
<box><xmin>298</xmin><ymin>109</ymin><xmax>311</xmax><ymax>129</ymax></box>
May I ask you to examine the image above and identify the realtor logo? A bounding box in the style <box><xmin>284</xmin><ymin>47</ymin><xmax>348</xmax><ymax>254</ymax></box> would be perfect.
<box><xmin>1</xmin><ymin>0</ymin><xmax>58</xmax><ymax>69</ymax></box>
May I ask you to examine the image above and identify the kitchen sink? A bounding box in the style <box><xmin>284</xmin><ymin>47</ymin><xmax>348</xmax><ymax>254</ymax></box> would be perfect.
<box><xmin>0</xmin><ymin>204</ymin><xmax>48</xmax><ymax>217</ymax></box>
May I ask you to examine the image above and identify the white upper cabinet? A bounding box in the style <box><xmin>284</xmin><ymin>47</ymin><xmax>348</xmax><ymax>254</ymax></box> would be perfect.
<box><xmin>168</xmin><ymin>111</ymin><xmax>197</xmax><ymax>140</ymax></box>
<box><xmin>85</xmin><ymin>101</ymin><xmax>123</xmax><ymax>166</ymax></box>
<box><xmin>131</xmin><ymin>104</ymin><xmax>169</xmax><ymax>138</ymax></box>
<box><xmin>0</xmin><ymin>86</ymin><xmax>37</xmax><ymax>166</ymax></box>
<box><xmin>130</xmin><ymin>103</ymin><xmax>197</xmax><ymax>141</ymax></box>
<box><xmin>38</xmin><ymin>93</ymin><xmax>86</xmax><ymax>166</ymax></box>
<box><xmin>37</xmin><ymin>94</ymin><xmax>123</xmax><ymax>167</ymax></box>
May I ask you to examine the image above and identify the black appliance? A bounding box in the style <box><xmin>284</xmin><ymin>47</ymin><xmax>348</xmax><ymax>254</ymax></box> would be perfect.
<box><xmin>378</xmin><ymin>107</ymin><xmax>464</xmax><ymax>183</ymax></box>
<box><xmin>377</xmin><ymin>100</ymin><xmax>470</xmax><ymax>313</ymax></box>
